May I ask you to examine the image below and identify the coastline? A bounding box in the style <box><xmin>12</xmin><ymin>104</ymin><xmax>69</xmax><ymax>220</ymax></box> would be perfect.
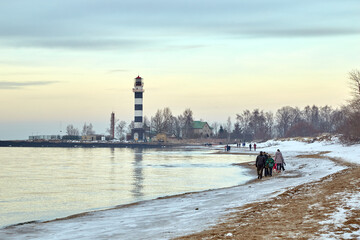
<box><xmin>0</xmin><ymin>140</ymin><xmax>185</xmax><ymax>148</ymax></box>
<box><xmin>176</xmin><ymin>155</ymin><xmax>360</xmax><ymax>239</ymax></box>
<box><xmin>1</xmin><ymin>139</ymin><xmax>359</xmax><ymax>239</ymax></box>
<box><xmin>175</xmin><ymin>141</ymin><xmax>360</xmax><ymax>239</ymax></box>
<box><xmin>0</xmin><ymin>146</ymin><xmax>255</xmax><ymax>230</ymax></box>
<box><xmin>2</xmin><ymin>150</ymin><xmax>257</xmax><ymax>229</ymax></box>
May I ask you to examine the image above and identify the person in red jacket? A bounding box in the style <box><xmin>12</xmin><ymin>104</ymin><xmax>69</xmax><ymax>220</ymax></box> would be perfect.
<box><xmin>254</xmin><ymin>143</ymin><xmax>257</xmax><ymax>151</ymax></box>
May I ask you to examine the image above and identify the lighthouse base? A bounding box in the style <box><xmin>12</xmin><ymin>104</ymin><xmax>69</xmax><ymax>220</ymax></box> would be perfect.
<box><xmin>131</xmin><ymin>128</ymin><xmax>145</xmax><ymax>142</ymax></box>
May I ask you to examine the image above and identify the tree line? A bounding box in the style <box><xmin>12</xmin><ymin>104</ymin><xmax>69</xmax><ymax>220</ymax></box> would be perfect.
<box><xmin>214</xmin><ymin>69</ymin><xmax>360</xmax><ymax>142</ymax></box>
<box><xmin>64</xmin><ymin>70</ymin><xmax>360</xmax><ymax>142</ymax></box>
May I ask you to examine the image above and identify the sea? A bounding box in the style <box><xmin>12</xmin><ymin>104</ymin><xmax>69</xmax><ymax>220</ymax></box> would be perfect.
<box><xmin>0</xmin><ymin>146</ymin><xmax>255</xmax><ymax>228</ymax></box>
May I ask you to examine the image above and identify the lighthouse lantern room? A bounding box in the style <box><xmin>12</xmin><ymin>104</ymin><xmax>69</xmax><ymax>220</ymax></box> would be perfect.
<box><xmin>132</xmin><ymin>75</ymin><xmax>145</xmax><ymax>141</ymax></box>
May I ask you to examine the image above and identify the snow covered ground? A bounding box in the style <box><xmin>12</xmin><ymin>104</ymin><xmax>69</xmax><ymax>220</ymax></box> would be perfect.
<box><xmin>0</xmin><ymin>137</ymin><xmax>359</xmax><ymax>240</ymax></box>
<box><xmin>318</xmin><ymin>191</ymin><xmax>360</xmax><ymax>239</ymax></box>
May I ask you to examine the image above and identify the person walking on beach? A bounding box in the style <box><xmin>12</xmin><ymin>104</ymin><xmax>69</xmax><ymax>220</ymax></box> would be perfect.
<box><xmin>263</xmin><ymin>152</ymin><xmax>269</xmax><ymax>176</ymax></box>
<box><xmin>256</xmin><ymin>151</ymin><xmax>266</xmax><ymax>179</ymax></box>
<box><xmin>266</xmin><ymin>154</ymin><xmax>275</xmax><ymax>176</ymax></box>
<box><xmin>254</xmin><ymin>143</ymin><xmax>257</xmax><ymax>151</ymax></box>
<box><xmin>275</xmin><ymin>149</ymin><xmax>285</xmax><ymax>173</ymax></box>
<box><xmin>249</xmin><ymin>143</ymin><xmax>252</xmax><ymax>151</ymax></box>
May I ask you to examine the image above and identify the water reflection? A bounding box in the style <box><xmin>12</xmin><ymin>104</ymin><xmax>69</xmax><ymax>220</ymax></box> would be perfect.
<box><xmin>109</xmin><ymin>148</ymin><xmax>115</xmax><ymax>191</ymax></box>
<box><xmin>0</xmin><ymin>147</ymin><xmax>253</xmax><ymax>227</ymax></box>
<box><xmin>131</xmin><ymin>149</ymin><xmax>144</xmax><ymax>199</ymax></box>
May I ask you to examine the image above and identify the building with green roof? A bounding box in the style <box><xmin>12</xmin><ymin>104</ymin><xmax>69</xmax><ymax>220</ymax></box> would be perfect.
<box><xmin>191</xmin><ymin>121</ymin><xmax>213</xmax><ymax>138</ymax></box>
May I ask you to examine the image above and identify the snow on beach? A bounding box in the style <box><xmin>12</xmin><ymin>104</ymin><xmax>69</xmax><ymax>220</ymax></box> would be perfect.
<box><xmin>1</xmin><ymin>137</ymin><xmax>359</xmax><ymax>240</ymax></box>
<box><xmin>318</xmin><ymin>191</ymin><xmax>360</xmax><ymax>239</ymax></box>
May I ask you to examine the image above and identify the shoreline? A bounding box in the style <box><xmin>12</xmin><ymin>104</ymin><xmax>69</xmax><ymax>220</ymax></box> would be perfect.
<box><xmin>175</xmin><ymin>152</ymin><xmax>360</xmax><ymax>239</ymax></box>
<box><xmin>2</xmin><ymin>139</ymin><xmax>358</xmax><ymax>239</ymax></box>
<box><xmin>1</xmin><ymin>148</ymin><xmax>256</xmax><ymax>230</ymax></box>
<box><xmin>3</xmin><ymin>154</ymin><xmax>257</xmax><ymax>229</ymax></box>
<box><xmin>0</xmin><ymin>140</ymin><xmax>187</xmax><ymax>148</ymax></box>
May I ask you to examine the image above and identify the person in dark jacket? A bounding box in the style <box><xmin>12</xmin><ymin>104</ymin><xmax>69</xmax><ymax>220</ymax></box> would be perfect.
<box><xmin>263</xmin><ymin>152</ymin><xmax>269</xmax><ymax>176</ymax></box>
<box><xmin>255</xmin><ymin>151</ymin><xmax>266</xmax><ymax>179</ymax></box>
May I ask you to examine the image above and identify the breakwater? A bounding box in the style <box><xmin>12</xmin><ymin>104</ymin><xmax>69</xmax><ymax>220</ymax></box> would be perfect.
<box><xmin>0</xmin><ymin>140</ymin><xmax>174</xmax><ymax>148</ymax></box>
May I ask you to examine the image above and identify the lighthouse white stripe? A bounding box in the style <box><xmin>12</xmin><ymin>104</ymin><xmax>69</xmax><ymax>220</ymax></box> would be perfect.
<box><xmin>135</xmin><ymin>110</ymin><xmax>143</xmax><ymax>116</ymax></box>
<box><xmin>135</xmin><ymin>98</ymin><xmax>143</xmax><ymax>105</ymax></box>
<box><xmin>134</xmin><ymin>122</ymin><xmax>143</xmax><ymax>128</ymax></box>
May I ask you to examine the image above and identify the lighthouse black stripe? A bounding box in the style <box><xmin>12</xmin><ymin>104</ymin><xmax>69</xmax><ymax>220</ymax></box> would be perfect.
<box><xmin>135</xmin><ymin>104</ymin><xmax>143</xmax><ymax>110</ymax></box>
<box><xmin>135</xmin><ymin>116</ymin><xmax>143</xmax><ymax>122</ymax></box>
<box><xmin>135</xmin><ymin>92</ymin><xmax>143</xmax><ymax>98</ymax></box>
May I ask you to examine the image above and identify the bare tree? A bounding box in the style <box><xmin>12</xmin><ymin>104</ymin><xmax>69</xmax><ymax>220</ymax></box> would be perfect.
<box><xmin>171</xmin><ymin>116</ymin><xmax>182</xmax><ymax>138</ymax></box>
<box><xmin>211</xmin><ymin>122</ymin><xmax>219</xmax><ymax>137</ymax></box>
<box><xmin>276</xmin><ymin>106</ymin><xmax>295</xmax><ymax>137</ymax></box>
<box><xmin>265</xmin><ymin>111</ymin><xmax>274</xmax><ymax>139</ymax></box>
<box><xmin>180</xmin><ymin>108</ymin><xmax>194</xmax><ymax>138</ymax></box>
<box><xmin>249</xmin><ymin>109</ymin><xmax>268</xmax><ymax>140</ymax></box>
<box><xmin>339</xmin><ymin>70</ymin><xmax>360</xmax><ymax>141</ymax></box>
<box><xmin>151</xmin><ymin>109</ymin><xmax>165</xmax><ymax>134</ymax></box>
<box><xmin>319</xmin><ymin>105</ymin><xmax>334</xmax><ymax>133</ymax></box>
<box><xmin>143</xmin><ymin>116</ymin><xmax>150</xmax><ymax>129</ymax></box>
<box><xmin>116</xmin><ymin>121</ymin><xmax>127</xmax><ymax>140</ymax></box>
<box><xmin>81</xmin><ymin>123</ymin><xmax>95</xmax><ymax>136</ymax></box>
<box><xmin>236</xmin><ymin>110</ymin><xmax>252</xmax><ymax>141</ymax></box>
<box><xmin>66</xmin><ymin>124</ymin><xmax>79</xmax><ymax>136</ymax></box>
<box><xmin>162</xmin><ymin>107</ymin><xmax>174</xmax><ymax>134</ymax></box>
<box><xmin>332</xmin><ymin>107</ymin><xmax>347</xmax><ymax>133</ymax></box>
<box><xmin>127</xmin><ymin>121</ymin><xmax>134</xmax><ymax>134</ymax></box>
<box><xmin>349</xmin><ymin>69</ymin><xmax>360</xmax><ymax>99</ymax></box>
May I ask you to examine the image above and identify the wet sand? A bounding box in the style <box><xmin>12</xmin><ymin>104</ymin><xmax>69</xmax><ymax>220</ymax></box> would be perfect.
<box><xmin>175</xmin><ymin>153</ymin><xmax>360</xmax><ymax>239</ymax></box>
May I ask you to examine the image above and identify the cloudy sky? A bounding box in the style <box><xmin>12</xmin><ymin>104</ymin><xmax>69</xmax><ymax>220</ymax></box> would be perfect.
<box><xmin>1</xmin><ymin>0</ymin><xmax>360</xmax><ymax>139</ymax></box>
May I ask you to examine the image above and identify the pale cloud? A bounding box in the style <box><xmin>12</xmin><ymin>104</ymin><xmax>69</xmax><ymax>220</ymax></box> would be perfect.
<box><xmin>7</xmin><ymin>38</ymin><xmax>150</xmax><ymax>51</ymax></box>
<box><xmin>0</xmin><ymin>81</ymin><xmax>59</xmax><ymax>89</ymax></box>
<box><xmin>107</xmin><ymin>69</ymin><xmax>129</xmax><ymax>73</ymax></box>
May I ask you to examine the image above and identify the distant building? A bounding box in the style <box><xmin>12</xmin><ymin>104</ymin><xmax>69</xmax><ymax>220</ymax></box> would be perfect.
<box><xmin>29</xmin><ymin>135</ymin><xmax>61</xmax><ymax>141</ymax></box>
<box><xmin>81</xmin><ymin>135</ymin><xmax>105</xmax><ymax>141</ymax></box>
<box><xmin>62</xmin><ymin>135</ymin><xmax>81</xmax><ymax>141</ymax></box>
<box><xmin>191</xmin><ymin>121</ymin><xmax>213</xmax><ymax>138</ymax></box>
<box><xmin>154</xmin><ymin>133</ymin><xmax>167</xmax><ymax>142</ymax></box>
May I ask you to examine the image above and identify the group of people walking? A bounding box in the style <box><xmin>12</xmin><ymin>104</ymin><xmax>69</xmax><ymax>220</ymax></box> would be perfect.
<box><xmin>249</xmin><ymin>143</ymin><xmax>256</xmax><ymax>151</ymax></box>
<box><xmin>255</xmin><ymin>149</ymin><xmax>285</xmax><ymax>179</ymax></box>
<box><xmin>236</xmin><ymin>142</ymin><xmax>257</xmax><ymax>151</ymax></box>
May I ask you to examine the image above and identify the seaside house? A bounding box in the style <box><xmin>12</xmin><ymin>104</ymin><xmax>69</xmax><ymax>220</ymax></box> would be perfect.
<box><xmin>191</xmin><ymin>121</ymin><xmax>213</xmax><ymax>138</ymax></box>
<box><xmin>81</xmin><ymin>135</ymin><xmax>105</xmax><ymax>141</ymax></box>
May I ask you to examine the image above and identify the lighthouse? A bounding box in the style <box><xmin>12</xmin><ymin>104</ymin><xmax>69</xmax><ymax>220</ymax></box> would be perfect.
<box><xmin>132</xmin><ymin>75</ymin><xmax>144</xmax><ymax>141</ymax></box>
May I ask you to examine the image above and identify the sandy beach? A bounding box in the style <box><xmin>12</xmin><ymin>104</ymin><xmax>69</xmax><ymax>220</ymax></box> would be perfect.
<box><xmin>176</xmin><ymin>152</ymin><xmax>360</xmax><ymax>239</ymax></box>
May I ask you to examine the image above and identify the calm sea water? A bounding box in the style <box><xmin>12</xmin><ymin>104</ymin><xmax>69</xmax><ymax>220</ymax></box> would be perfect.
<box><xmin>0</xmin><ymin>147</ymin><xmax>254</xmax><ymax>227</ymax></box>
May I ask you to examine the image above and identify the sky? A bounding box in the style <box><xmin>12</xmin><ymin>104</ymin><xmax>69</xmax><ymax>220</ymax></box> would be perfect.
<box><xmin>1</xmin><ymin>0</ymin><xmax>360</xmax><ymax>140</ymax></box>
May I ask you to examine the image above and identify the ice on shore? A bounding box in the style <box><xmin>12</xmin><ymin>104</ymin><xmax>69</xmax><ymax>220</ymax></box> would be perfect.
<box><xmin>0</xmin><ymin>138</ymin><xmax>359</xmax><ymax>240</ymax></box>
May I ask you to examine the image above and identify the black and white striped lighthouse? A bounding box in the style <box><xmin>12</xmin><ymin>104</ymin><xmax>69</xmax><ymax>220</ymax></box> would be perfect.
<box><xmin>132</xmin><ymin>75</ymin><xmax>144</xmax><ymax>141</ymax></box>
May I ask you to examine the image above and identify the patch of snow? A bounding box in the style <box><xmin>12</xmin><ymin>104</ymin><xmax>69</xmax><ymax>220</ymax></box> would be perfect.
<box><xmin>318</xmin><ymin>192</ymin><xmax>360</xmax><ymax>240</ymax></box>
